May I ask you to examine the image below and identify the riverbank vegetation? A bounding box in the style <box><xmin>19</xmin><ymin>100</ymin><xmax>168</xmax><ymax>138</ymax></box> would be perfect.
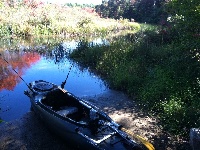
<box><xmin>70</xmin><ymin>0</ymin><xmax>200</xmax><ymax>138</ymax></box>
<box><xmin>0</xmin><ymin>0</ymin><xmax>139</xmax><ymax>38</ymax></box>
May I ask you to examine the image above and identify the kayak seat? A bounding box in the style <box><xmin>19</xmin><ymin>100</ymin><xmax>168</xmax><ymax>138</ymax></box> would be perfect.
<box><xmin>41</xmin><ymin>89</ymin><xmax>70</xmax><ymax>110</ymax></box>
<box><xmin>57</xmin><ymin>106</ymin><xmax>78</xmax><ymax>117</ymax></box>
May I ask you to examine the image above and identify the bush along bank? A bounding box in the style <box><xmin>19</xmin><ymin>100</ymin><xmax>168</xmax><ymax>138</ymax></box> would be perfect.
<box><xmin>0</xmin><ymin>1</ymin><xmax>140</xmax><ymax>38</ymax></box>
<box><xmin>70</xmin><ymin>24</ymin><xmax>200</xmax><ymax>137</ymax></box>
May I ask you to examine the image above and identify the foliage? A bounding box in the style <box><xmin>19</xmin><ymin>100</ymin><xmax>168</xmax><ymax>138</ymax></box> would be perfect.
<box><xmin>70</xmin><ymin>22</ymin><xmax>200</xmax><ymax>137</ymax></box>
<box><xmin>65</xmin><ymin>2</ymin><xmax>95</xmax><ymax>8</ymax></box>
<box><xmin>0</xmin><ymin>0</ymin><xmax>137</xmax><ymax>38</ymax></box>
<box><xmin>167</xmin><ymin>0</ymin><xmax>200</xmax><ymax>38</ymax></box>
<box><xmin>95</xmin><ymin>0</ymin><xmax>167</xmax><ymax>24</ymax></box>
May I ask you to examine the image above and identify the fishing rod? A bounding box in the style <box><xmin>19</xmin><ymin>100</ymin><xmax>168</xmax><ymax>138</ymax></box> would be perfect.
<box><xmin>0</xmin><ymin>53</ymin><xmax>34</xmax><ymax>92</ymax></box>
<box><xmin>61</xmin><ymin>64</ymin><xmax>73</xmax><ymax>89</ymax></box>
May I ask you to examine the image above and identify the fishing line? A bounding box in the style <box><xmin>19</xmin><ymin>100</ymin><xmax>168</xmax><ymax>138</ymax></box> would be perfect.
<box><xmin>0</xmin><ymin>53</ymin><xmax>33</xmax><ymax>92</ymax></box>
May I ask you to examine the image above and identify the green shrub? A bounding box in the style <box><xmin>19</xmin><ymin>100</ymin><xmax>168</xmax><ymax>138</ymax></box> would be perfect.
<box><xmin>160</xmin><ymin>90</ymin><xmax>200</xmax><ymax>136</ymax></box>
<box><xmin>70</xmin><ymin>23</ymin><xmax>200</xmax><ymax>137</ymax></box>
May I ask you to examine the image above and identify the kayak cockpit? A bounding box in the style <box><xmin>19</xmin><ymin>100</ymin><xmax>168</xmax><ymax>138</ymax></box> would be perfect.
<box><xmin>39</xmin><ymin>88</ymin><xmax>93</xmax><ymax>125</ymax></box>
<box><xmin>40</xmin><ymin>88</ymin><xmax>74</xmax><ymax>110</ymax></box>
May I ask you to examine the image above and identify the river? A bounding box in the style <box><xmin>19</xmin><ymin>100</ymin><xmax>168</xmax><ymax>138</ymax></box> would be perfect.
<box><xmin>0</xmin><ymin>37</ymin><xmax>108</xmax><ymax>122</ymax></box>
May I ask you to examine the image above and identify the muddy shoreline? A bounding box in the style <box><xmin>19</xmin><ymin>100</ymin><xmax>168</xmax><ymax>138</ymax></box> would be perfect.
<box><xmin>0</xmin><ymin>89</ymin><xmax>191</xmax><ymax>150</ymax></box>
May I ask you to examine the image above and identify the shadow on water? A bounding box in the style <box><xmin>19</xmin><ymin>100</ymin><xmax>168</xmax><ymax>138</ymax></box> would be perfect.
<box><xmin>0</xmin><ymin>36</ymin><xmax>108</xmax><ymax>122</ymax></box>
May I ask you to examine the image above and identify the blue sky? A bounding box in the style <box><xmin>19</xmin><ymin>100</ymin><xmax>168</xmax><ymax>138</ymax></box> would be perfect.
<box><xmin>43</xmin><ymin>0</ymin><xmax>102</xmax><ymax>5</ymax></box>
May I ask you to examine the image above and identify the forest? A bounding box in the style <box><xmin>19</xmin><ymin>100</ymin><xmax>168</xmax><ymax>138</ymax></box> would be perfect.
<box><xmin>95</xmin><ymin>0</ymin><xmax>167</xmax><ymax>24</ymax></box>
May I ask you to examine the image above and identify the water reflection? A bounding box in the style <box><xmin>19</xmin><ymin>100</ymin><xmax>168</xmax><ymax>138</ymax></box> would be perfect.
<box><xmin>0</xmin><ymin>51</ymin><xmax>41</xmax><ymax>91</ymax></box>
<box><xmin>0</xmin><ymin>38</ymin><xmax>108</xmax><ymax>122</ymax></box>
<box><xmin>53</xmin><ymin>45</ymin><xmax>69</xmax><ymax>64</ymax></box>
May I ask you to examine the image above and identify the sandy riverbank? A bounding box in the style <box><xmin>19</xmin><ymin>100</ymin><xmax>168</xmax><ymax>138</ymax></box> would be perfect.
<box><xmin>0</xmin><ymin>90</ymin><xmax>191</xmax><ymax>150</ymax></box>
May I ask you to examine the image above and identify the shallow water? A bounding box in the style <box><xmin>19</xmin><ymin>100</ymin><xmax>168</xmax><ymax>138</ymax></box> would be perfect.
<box><xmin>0</xmin><ymin>39</ymin><xmax>108</xmax><ymax>122</ymax></box>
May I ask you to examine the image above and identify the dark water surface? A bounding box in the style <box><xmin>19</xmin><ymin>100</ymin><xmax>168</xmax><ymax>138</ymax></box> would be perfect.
<box><xmin>0</xmin><ymin>38</ymin><xmax>108</xmax><ymax>122</ymax></box>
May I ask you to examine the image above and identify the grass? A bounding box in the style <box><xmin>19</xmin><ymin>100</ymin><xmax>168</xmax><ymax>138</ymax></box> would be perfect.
<box><xmin>0</xmin><ymin>1</ymin><xmax>140</xmax><ymax>38</ymax></box>
<box><xmin>70</xmin><ymin>23</ymin><xmax>200</xmax><ymax>137</ymax></box>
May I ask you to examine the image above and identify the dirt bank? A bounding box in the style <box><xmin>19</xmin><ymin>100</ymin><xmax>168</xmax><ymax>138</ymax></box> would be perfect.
<box><xmin>0</xmin><ymin>111</ymin><xmax>75</xmax><ymax>150</ymax></box>
<box><xmin>0</xmin><ymin>89</ymin><xmax>191</xmax><ymax>150</ymax></box>
<box><xmin>84</xmin><ymin>90</ymin><xmax>191</xmax><ymax>150</ymax></box>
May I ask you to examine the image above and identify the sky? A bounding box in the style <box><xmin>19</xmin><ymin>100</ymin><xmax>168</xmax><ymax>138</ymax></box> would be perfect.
<box><xmin>43</xmin><ymin>0</ymin><xmax>102</xmax><ymax>5</ymax></box>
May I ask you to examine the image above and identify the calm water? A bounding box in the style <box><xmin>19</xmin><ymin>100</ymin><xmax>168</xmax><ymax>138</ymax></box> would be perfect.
<box><xmin>0</xmin><ymin>39</ymin><xmax>108</xmax><ymax>122</ymax></box>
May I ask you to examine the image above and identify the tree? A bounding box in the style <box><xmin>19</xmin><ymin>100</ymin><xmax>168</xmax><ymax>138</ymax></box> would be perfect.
<box><xmin>167</xmin><ymin>0</ymin><xmax>200</xmax><ymax>38</ymax></box>
<box><xmin>95</xmin><ymin>0</ymin><xmax>167</xmax><ymax>23</ymax></box>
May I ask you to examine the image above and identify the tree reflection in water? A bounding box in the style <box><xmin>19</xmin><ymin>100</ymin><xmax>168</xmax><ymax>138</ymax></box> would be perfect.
<box><xmin>0</xmin><ymin>51</ymin><xmax>40</xmax><ymax>91</ymax></box>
